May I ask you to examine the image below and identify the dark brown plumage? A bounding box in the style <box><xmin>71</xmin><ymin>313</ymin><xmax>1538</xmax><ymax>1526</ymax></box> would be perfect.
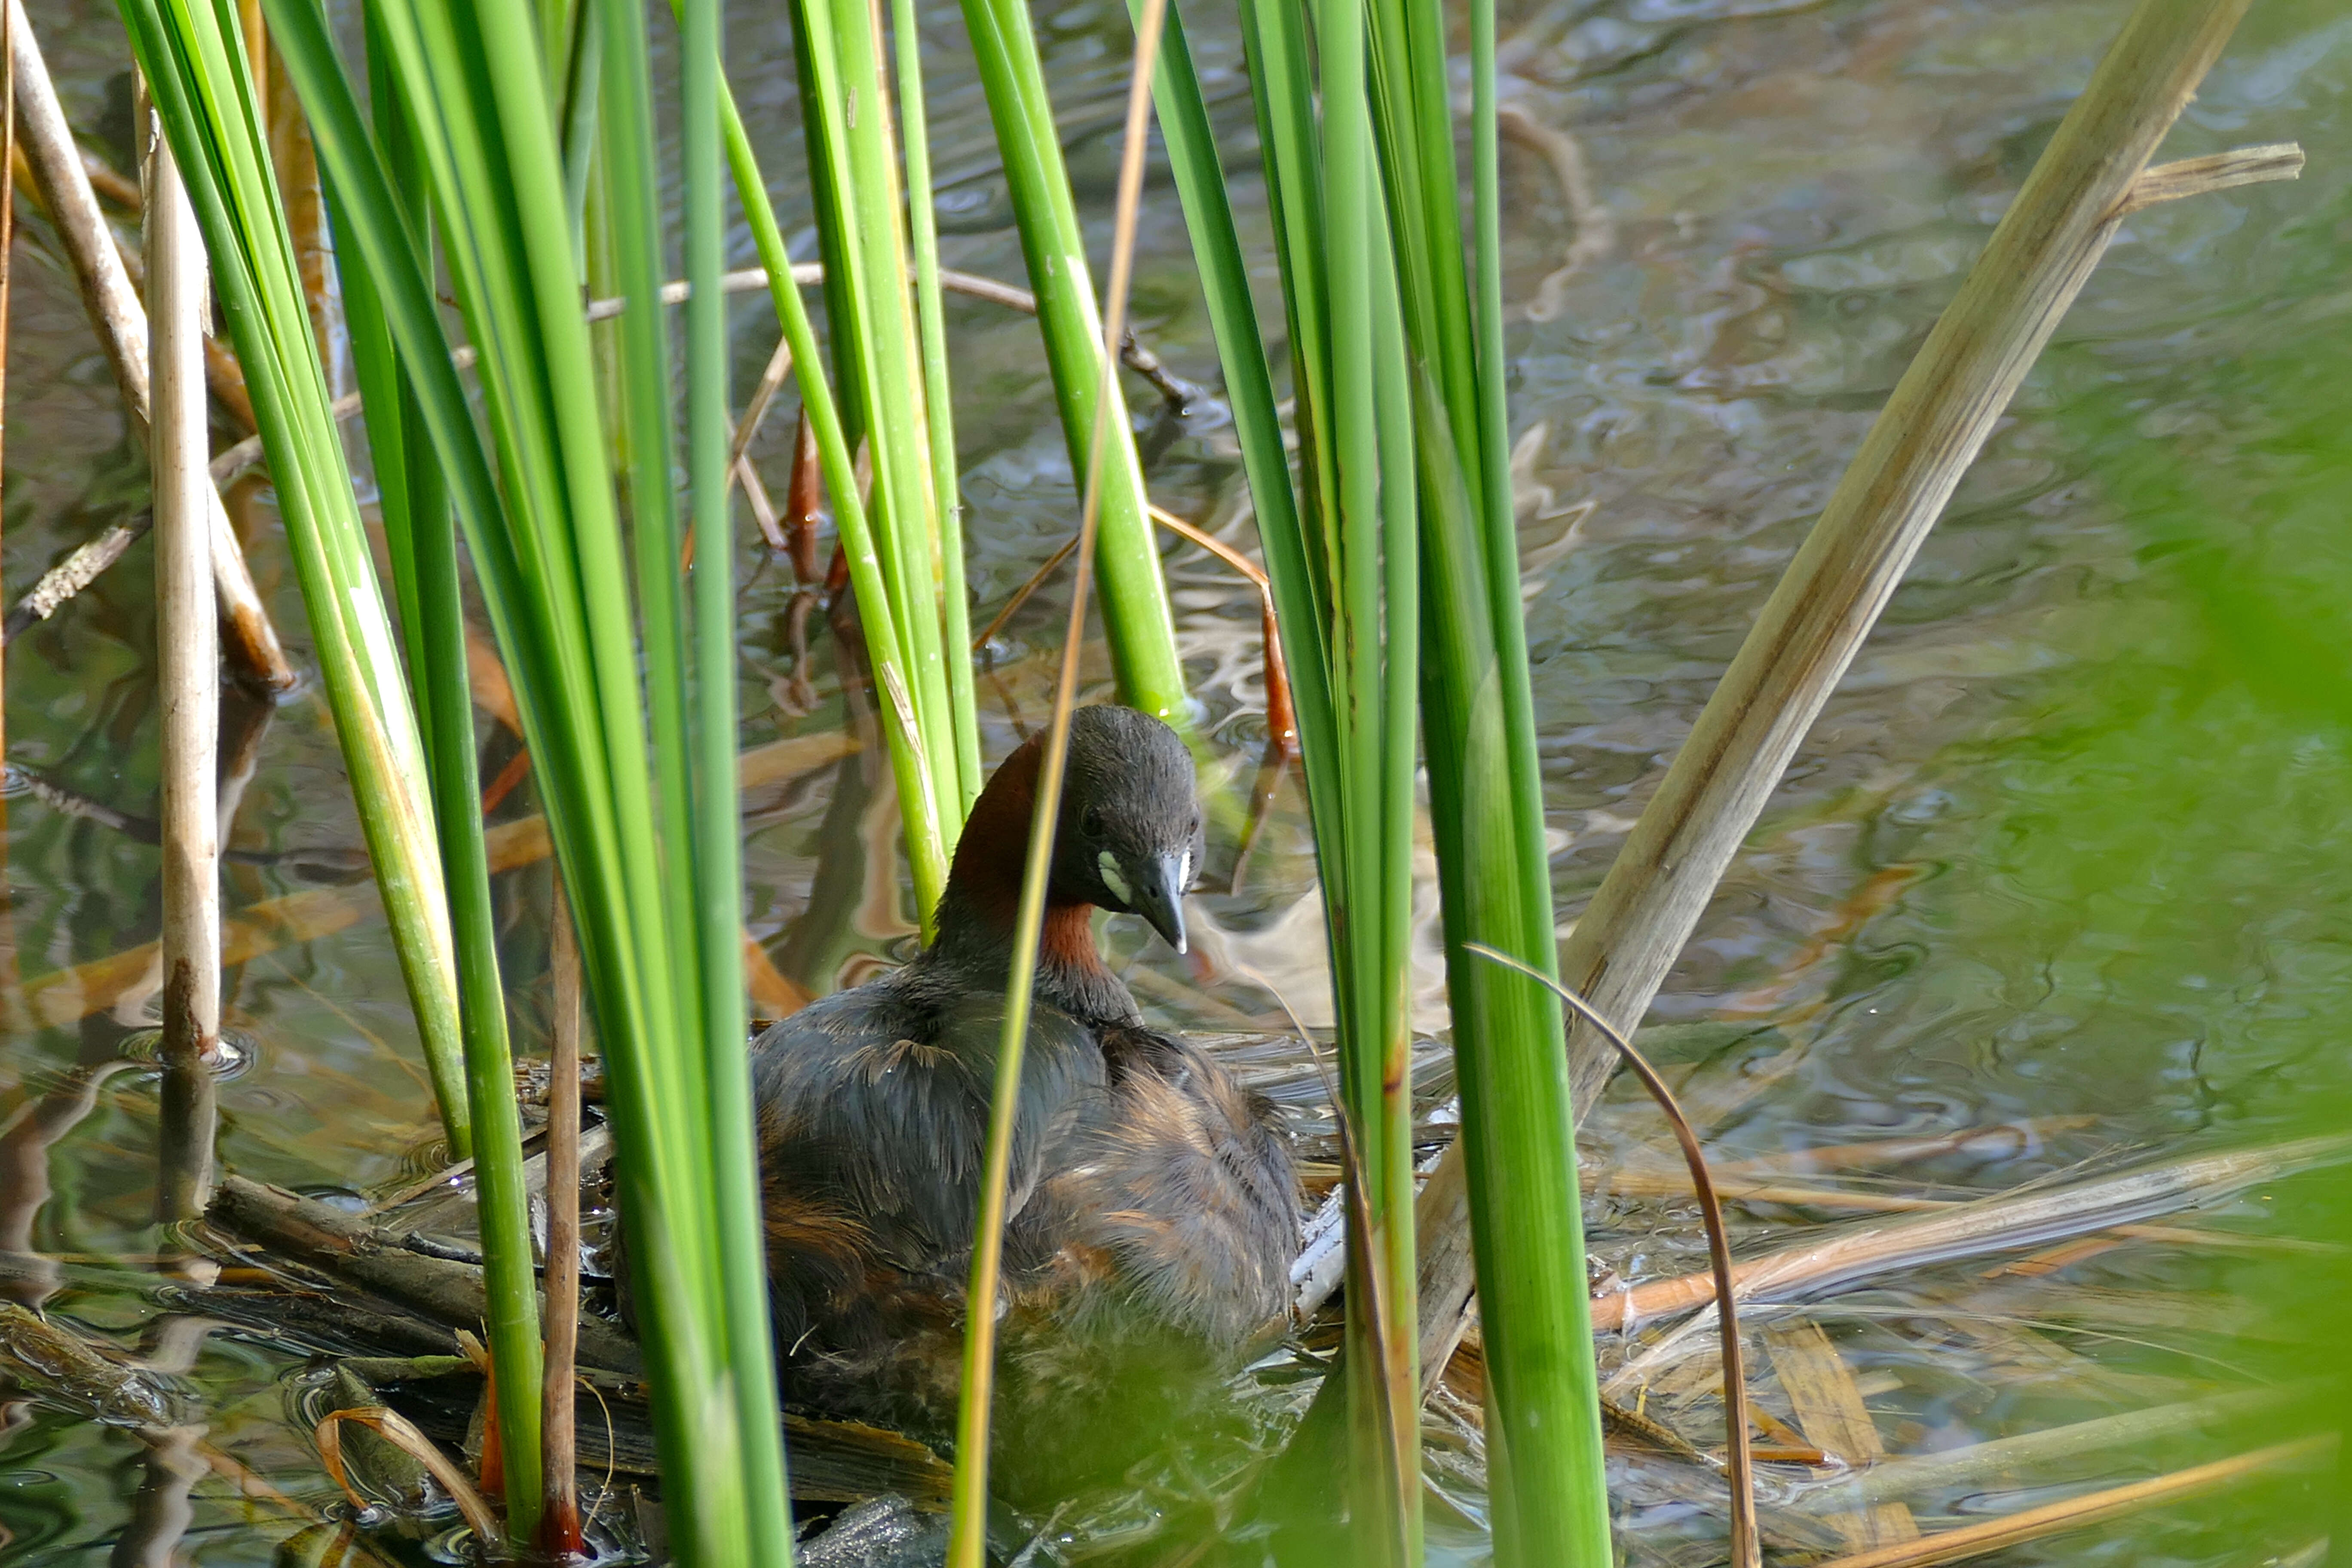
<box><xmin>750</xmin><ymin>706</ymin><xmax>1298</xmax><ymax>1499</ymax></box>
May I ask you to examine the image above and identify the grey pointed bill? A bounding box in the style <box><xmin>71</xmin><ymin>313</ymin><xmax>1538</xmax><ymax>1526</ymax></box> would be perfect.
<box><xmin>1128</xmin><ymin>850</ymin><xmax>1190</xmax><ymax>955</ymax></box>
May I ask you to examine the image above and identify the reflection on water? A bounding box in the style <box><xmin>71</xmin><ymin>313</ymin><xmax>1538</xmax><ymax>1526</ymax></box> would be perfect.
<box><xmin>3</xmin><ymin>0</ymin><xmax>2349</xmax><ymax>1560</ymax></box>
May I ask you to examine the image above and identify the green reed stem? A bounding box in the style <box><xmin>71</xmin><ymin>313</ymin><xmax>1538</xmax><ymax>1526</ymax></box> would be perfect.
<box><xmin>824</xmin><ymin>0</ymin><xmax>961</xmax><ymax>832</ymax></box>
<box><xmin>1391</xmin><ymin>0</ymin><xmax>1606</xmax><ymax>1550</ymax></box>
<box><xmin>598</xmin><ymin>0</ymin><xmax>706</xmax><ymax>1091</ymax></box>
<box><xmin>1138</xmin><ymin>0</ymin><xmax>1338</xmax><ymax>801</ymax></box>
<box><xmin>953</xmin><ymin>0</ymin><xmax>1188</xmax><ymax>720</ymax></box>
<box><xmin>687</xmin><ymin>3</ymin><xmax>795</xmax><ymax>1561</ymax></box>
<box><xmin>720</xmin><ymin>57</ymin><xmax>953</xmax><ymax>925</ymax></box>
<box><xmin>269</xmin><ymin>0</ymin><xmax>787</xmax><ymax>1548</ymax></box>
<box><xmin>891</xmin><ymin>1</ymin><xmax>980</xmax><ymax>813</ymax></box>
<box><xmin>334</xmin><ymin>28</ymin><xmax>542</xmax><ymax>1532</ymax></box>
<box><xmin>1146</xmin><ymin>0</ymin><xmax>1609</xmax><ymax>1552</ymax></box>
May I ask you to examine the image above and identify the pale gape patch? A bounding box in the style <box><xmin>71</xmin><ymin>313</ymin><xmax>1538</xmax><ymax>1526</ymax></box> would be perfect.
<box><xmin>1098</xmin><ymin>850</ymin><xmax>1133</xmax><ymax>905</ymax></box>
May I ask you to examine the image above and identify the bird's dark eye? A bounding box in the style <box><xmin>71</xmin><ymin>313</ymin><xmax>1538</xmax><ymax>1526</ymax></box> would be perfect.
<box><xmin>1081</xmin><ymin>804</ymin><xmax>1105</xmax><ymax>839</ymax></box>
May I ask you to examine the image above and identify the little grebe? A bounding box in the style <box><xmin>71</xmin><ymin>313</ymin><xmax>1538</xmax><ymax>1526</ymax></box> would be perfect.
<box><xmin>750</xmin><ymin>706</ymin><xmax>1297</xmax><ymax>1497</ymax></box>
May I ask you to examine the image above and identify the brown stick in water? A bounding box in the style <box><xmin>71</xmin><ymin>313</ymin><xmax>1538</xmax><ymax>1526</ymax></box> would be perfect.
<box><xmin>537</xmin><ymin>892</ymin><xmax>586</xmax><ymax>1561</ymax></box>
<box><xmin>207</xmin><ymin>1175</ymin><xmax>642</xmax><ymax>1375</ymax></box>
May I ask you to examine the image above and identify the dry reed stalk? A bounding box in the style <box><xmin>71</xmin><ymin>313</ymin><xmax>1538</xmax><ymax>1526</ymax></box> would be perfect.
<box><xmin>538</xmin><ymin>892</ymin><xmax>585</xmax><ymax>1561</ymax></box>
<box><xmin>147</xmin><ymin>114</ymin><xmax>219</xmax><ymax>1234</ymax></box>
<box><xmin>576</xmin><ymin>262</ymin><xmax>1191</xmax><ymax>407</ymax></box>
<box><xmin>1797</xmin><ymin>1387</ymin><xmax>2279</xmax><ymax>1517</ymax></box>
<box><xmin>1412</xmin><ymin>0</ymin><xmax>2292</xmax><ymax>1369</ymax></box>
<box><xmin>102</xmin><ymin>207</ymin><xmax>258</xmax><ymax>432</ymax></box>
<box><xmin>1805</xmin><ymin>1435</ymin><xmax>2331</xmax><ymax>1568</ymax></box>
<box><xmin>1763</xmin><ymin>1319</ymin><xmax>1917</xmax><ymax>1550</ymax></box>
<box><xmin>199</xmin><ymin>261</ymin><xmax>1182</xmax><ymax>505</ymax></box>
<box><xmin>727</xmin><ymin>335</ymin><xmax>795</xmax><ymax>554</ymax></box>
<box><xmin>1549</xmin><ymin>0</ymin><xmax>2284</xmax><ymax>1123</ymax></box>
<box><xmin>4</xmin><ymin>0</ymin><xmax>291</xmax><ymax>692</ymax></box>
<box><xmin>315</xmin><ymin>1407</ymin><xmax>500</xmax><ymax>1544</ymax></box>
<box><xmin>1591</xmin><ymin>1133</ymin><xmax>2348</xmax><ymax>1335</ymax></box>
<box><xmin>1602</xmin><ymin>1163</ymin><xmax>2329</xmax><ymax>1254</ymax></box>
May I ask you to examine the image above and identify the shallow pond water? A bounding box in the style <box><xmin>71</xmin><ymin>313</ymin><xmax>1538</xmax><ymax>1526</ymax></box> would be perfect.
<box><xmin>2</xmin><ymin>0</ymin><xmax>2349</xmax><ymax>1562</ymax></box>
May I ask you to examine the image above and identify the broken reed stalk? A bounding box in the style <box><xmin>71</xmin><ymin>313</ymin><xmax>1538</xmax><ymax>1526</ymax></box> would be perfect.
<box><xmin>1465</xmin><ymin>942</ymin><xmax>1757</xmax><ymax>1568</ymax></box>
<box><xmin>146</xmin><ymin>115</ymin><xmax>218</xmax><ymax>1232</ymax></box>
<box><xmin>1413</xmin><ymin>0</ymin><xmax>2289</xmax><ymax>1369</ymax></box>
<box><xmin>196</xmin><ymin>265</ymin><xmax>1180</xmax><ymax>499</ymax></box>
<box><xmin>538</xmin><ymin>893</ymin><xmax>585</xmax><ymax>1561</ymax></box>
<box><xmin>205</xmin><ymin>1175</ymin><xmax>641</xmax><ymax>1375</ymax></box>
<box><xmin>946</xmin><ymin>0</ymin><xmax>1170</xmax><ymax>1559</ymax></box>
<box><xmin>1806</xmin><ymin>1435</ymin><xmax>2332</xmax><ymax>1568</ymax></box>
<box><xmin>1764</xmin><ymin>1319</ymin><xmax>1916</xmax><ymax>1550</ymax></box>
<box><xmin>315</xmin><ymin>1407</ymin><xmax>500</xmax><ymax>1544</ymax></box>
<box><xmin>969</xmin><ymin>504</ymin><xmax>1294</xmax><ymax>746</ymax></box>
<box><xmin>1592</xmin><ymin>1133</ymin><xmax>2349</xmax><ymax>1334</ymax></box>
<box><xmin>1796</xmin><ymin>1388</ymin><xmax>2280</xmax><ymax>1516</ymax></box>
<box><xmin>1603</xmin><ymin>1163</ymin><xmax>2326</xmax><ymax>1254</ymax></box>
<box><xmin>5</xmin><ymin>0</ymin><xmax>291</xmax><ymax>694</ymax></box>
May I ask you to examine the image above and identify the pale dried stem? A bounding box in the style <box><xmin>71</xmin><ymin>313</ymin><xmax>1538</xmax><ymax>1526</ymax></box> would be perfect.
<box><xmin>1593</xmin><ymin>1133</ymin><xmax>2348</xmax><ymax>1337</ymax></box>
<box><xmin>1415</xmin><ymin>0</ymin><xmax>2279</xmax><ymax>1378</ymax></box>
<box><xmin>1804</xmin><ymin>1435</ymin><xmax>2331</xmax><ymax>1568</ymax></box>
<box><xmin>1601</xmin><ymin>1163</ymin><xmax>2336</xmax><ymax>1253</ymax></box>
<box><xmin>1795</xmin><ymin>1387</ymin><xmax>2279</xmax><ymax>1517</ymax></box>
<box><xmin>147</xmin><ymin>117</ymin><xmax>219</xmax><ymax>1233</ymax></box>
<box><xmin>579</xmin><ymin>262</ymin><xmax>1193</xmax><ymax>407</ymax></box>
<box><xmin>203</xmin><ymin>264</ymin><xmax>1182</xmax><ymax>497</ymax></box>
<box><xmin>315</xmin><ymin>1406</ymin><xmax>500</xmax><ymax>1544</ymax></box>
<box><xmin>2118</xmin><ymin>141</ymin><xmax>2301</xmax><ymax>213</ymax></box>
<box><xmin>539</xmin><ymin>891</ymin><xmax>584</xmax><ymax>1558</ymax></box>
<box><xmin>5</xmin><ymin>0</ymin><xmax>291</xmax><ymax>692</ymax></box>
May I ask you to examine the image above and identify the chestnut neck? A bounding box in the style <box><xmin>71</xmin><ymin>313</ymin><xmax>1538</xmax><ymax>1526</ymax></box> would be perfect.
<box><xmin>923</xmin><ymin>739</ymin><xmax>1140</xmax><ymax>1027</ymax></box>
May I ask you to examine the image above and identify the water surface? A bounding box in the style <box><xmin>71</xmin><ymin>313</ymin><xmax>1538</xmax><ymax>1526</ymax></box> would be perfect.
<box><xmin>3</xmin><ymin>0</ymin><xmax>2349</xmax><ymax>1561</ymax></box>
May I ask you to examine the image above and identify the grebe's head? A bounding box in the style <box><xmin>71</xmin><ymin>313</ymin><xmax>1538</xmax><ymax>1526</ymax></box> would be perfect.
<box><xmin>1050</xmin><ymin>707</ymin><xmax>1203</xmax><ymax>954</ymax></box>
